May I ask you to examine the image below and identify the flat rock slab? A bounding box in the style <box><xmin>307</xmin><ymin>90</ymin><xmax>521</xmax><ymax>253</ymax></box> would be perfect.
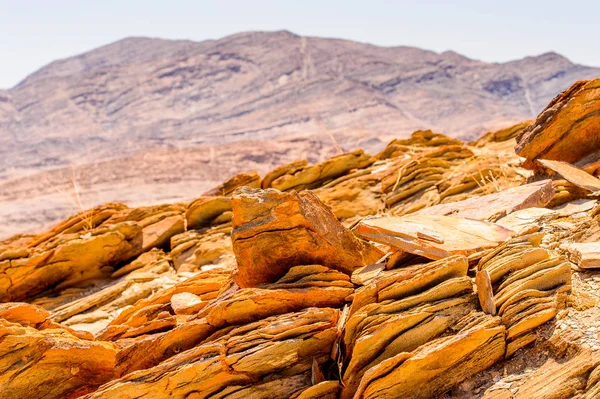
<box><xmin>356</xmin><ymin>214</ymin><xmax>513</xmax><ymax>260</ymax></box>
<box><xmin>552</xmin><ymin>198</ymin><xmax>597</xmax><ymax>217</ymax></box>
<box><xmin>418</xmin><ymin>180</ymin><xmax>554</xmax><ymax>221</ymax></box>
<box><xmin>562</xmin><ymin>242</ymin><xmax>600</xmax><ymax>269</ymax></box>
<box><xmin>496</xmin><ymin>207</ymin><xmax>557</xmax><ymax>234</ymax></box>
<box><xmin>539</xmin><ymin>159</ymin><xmax>600</xmax><ymax>193</ymax></box>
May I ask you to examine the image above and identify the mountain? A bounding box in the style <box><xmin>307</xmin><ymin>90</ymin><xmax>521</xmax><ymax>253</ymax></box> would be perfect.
<box><xmin>0</xmin><ymin>30</ymin><xmax>598</xmax><ymax>237</ymax></box>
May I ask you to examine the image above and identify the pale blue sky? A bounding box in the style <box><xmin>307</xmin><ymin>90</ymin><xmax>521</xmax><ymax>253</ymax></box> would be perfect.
<box><xmin>1</xmin><ymin>0</ymin><xmax>598</xmax><ymax>88</ymax></box>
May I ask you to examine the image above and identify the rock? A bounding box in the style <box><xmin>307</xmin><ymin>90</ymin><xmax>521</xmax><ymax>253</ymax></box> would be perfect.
<box><xmin>476</xmin><ymin>269</ymin><xmax>496</xmax><ymax>316</ymax></box>
<box><xmin>354</xmin><ymin>323</ymin><xmax>506</xmax><ymax>399</ymax></box>
<box><xmin>170</xmin><ymin>292</ymin><xmax>205</xmax><ymax>315</ymax></box>
<box><xmin>262</xmin><ymin>149</ymin><xmax>374</xmax><ymax>191</ymax></box>
<box><xmin>496</xmin><ymin>207</ymin><xmax>557</xmax><ymax>234</ymax></box>
<box><xmin>296</xmin><ymin>381</ymin><xmax>341</xmax><ymax>399</ymax></box>
<box><xmin>261</xmin><ymin>159</ymin><xmax>308</xmax><ymax>189</ymax></box>
<box><xmin>185</xmin><ymin>196</ymin><xmax>232</xmax><ymax>230</ymax></box>
<box><xmin>83</xmin><ymin>308</ymin><xmax>339</xmax><ymax>398</ymax></box>
<box><xmin>36</xmin><ymin>249</ymin><xmax>176</xmax><ymax>334</ymax></box>
<box><xmin>0</xmin><ymin>319</ymin><xmax>117</xmax><ymax>399</ymax></box>
<box><xmin>314</xmin><ymin>170</ymin><xmax>384</xmax><ymax>221</ymax></box>
<box><xmin>482</xmin><ymin>350</ymin><xmax>598</xmax><ymax>399</ymax></box>
<box><xmin>477</xmin><ymin>234</ymin><xmax>571</xmax><ymax>355</ymax></box>
<box><xmin>99</xmin><ymin>267</ymin><xmax>230</xmax><ymax>340</ymax></box>
<box><xmin>539</xmin><ymin>159</ymin><xmax>600</xmax><ymax>192</ymax></box>
<box><xmin>421</xmin><ymin>180</ymin><xmax>555</xmax><ymax>222</ymax></box>
<box><xmin>170</xmin><ymin>226</ymin><xmax>234</xmax><ymax>272</ymax></box>
<box><xmin>356</xmin><ymin>214</ymin><xmax>513</xmax><ymax>260</ymax></box>
<box><xmin>202</xmin><ymin>171</ymin><xmax>261</xmax><ymax>196</ymax></box>
<box><xmin>381</xmin><ymin>145</ymin><xmax>473</xmax><ymax>208</ymax></box>
<box><xmin>562</xmin><ymin>242</ymin><xmax>600</xmax><ymax>269</ymax></box>
<box><xmin>340</xmin><ymin>255</ymin><xmax>484</xmax><ymax>398</ymax></box>
<box><xmin>471</xmin><ymin>121</ymin><xmax>532</xmax><ymax>147</ymax></box>
<box><xmin>231</xmin><ymin>187</ymin><xmax>383</xmax><ymax>287</ymax></box>
<box><xmin>0</xmin><ymin>204</ymin><xmax>185</xmax><ymax>302</ymax></box>
<box><xmin>377</xmin><ymin>130</ymin><xmax>464</xmax><ymax>160</ymax></box>
<box><xmin>203</xmin><ymin>265</ymin><xmax>354</xmax><ymax>328</ymax></box>
<box><xmin>516</xmin><ymin>79</ymin><xmax>600</xmax><ymax>168</ymax></box>
<box><xmin>0</xmin><ymin>302</ymin><xmax>50</xmax><ymax>327</ymax></box>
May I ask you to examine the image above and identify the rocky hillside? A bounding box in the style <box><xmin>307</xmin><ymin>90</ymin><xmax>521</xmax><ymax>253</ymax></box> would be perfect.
<box><xmin>1</xmin><ymin>31</ymin><xmax>599</xmax><ymax>238</ymax></box>
<box><xmin>1</xmin><ymin>78</ymin><xmax>600</xmax><ymax>398</ymax></box>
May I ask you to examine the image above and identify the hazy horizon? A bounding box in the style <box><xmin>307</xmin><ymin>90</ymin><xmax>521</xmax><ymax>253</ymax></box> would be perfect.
<box><xmin>1</xmin><ymin>0</ymin><xmax>599</xmax><ymax>88</ymax></box>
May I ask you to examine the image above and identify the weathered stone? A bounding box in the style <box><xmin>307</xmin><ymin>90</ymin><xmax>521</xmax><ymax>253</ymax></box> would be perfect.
<box><xmin>478</xmin><ymin>235</ymin><xmax>571</xmax><ymax>355</ymax></box>
<box><xmin>170</xmin><ymin>292</ymin><xmax>205</xmax><ymax>315</ymax></box>
<box><xmin>357</xmin><ymin>214</ymin><xmax>513</xmax><ymax>260</ymax></box>
<box><xmin>0</xmin><ymin>205</ymin><xmax>185</xmax><ymax>302</ymax></box>
<box><xmin>516</xmin><ymin>79</ymin><xmax>600</xmax><ymax>168</ymax></box>
<box><xmin>185</xmin><ymin>196</ymin><xmax>232</xmax><ymax>230</ymax></box>
<box><xmin>539</xmin><ymin>158</ymin><xmax>600</xmax><ymax>193</ymax></box>
<box><xmin>355</xmin><ymin>324</ymin><xmax>506</xmax><ymax>399</ymax></box>
<box><xmin>421</xmin><ymin>180</ymin><xmax>555</xmax><ymax>221</ymax></box>
<box><xmin>476</xmin><ymin>269</ymin><xmax>496</xmax><ymax>316</ymax></box>
<box><xmin>170</xmin><ymin>227</ymin><xmax>233</xmax><ymax>272</ymax></box>
<box><xmin>203</xmin><ymin>171</ymin><xmax>261</xmax><ymax>197</ymax></box>
<box><xmin>231</xmin><ymin>187</ymin><xmax>383</xmax><ymax>287</ymax></box>
<box><xmin>0</xmin><ymin>319</ymin><xmax>117</xmax><ymax>399</ymax></box>
<box><xmin>264</xmin><ymin>149</ymin><xmax>374</xmax><ymax>191</ymax></box>
<box><xmin>203</xmin><ymin>265</ymin><xmax>354</xmax><ymax>328</ymax></box>
<box><xmin>83</xmin><ymin>308</ymin><xmax>339</xmax><ymax>399</ymax></box>
<box><xmin>562</xmin><ymin>242</ymin><xmax>600</xmax><ymax>269</ymax></box>
<box><xmin>0</xmin><ymin>302</ymin><xmax>50</xmax><ymax>327</ymax></box>
<box><xmin>340</xmin><ymin>254</ymin><xmax>477</xmax><ymax>398</ymax></box>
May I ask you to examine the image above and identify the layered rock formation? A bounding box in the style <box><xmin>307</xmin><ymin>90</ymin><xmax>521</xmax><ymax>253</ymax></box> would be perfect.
<box><xmin>2</xmin><ymin>78</ymin><xmax>600</xmax><ymax>398</ymax></box>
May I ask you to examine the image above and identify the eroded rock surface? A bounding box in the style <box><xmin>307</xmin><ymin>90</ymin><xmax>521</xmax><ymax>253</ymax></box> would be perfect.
<box><xmin>231</xmin><ymin>187</ymin><xmax>382</xmax><ymax>287</ymax></box>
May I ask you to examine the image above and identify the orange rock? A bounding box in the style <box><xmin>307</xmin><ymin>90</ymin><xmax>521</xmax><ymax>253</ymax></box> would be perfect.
<box><xmin>203</xmin><ymin>265</ymin><xmax>354</xmax><ymax>328</ymax></box>
<box><xmin>0</xmin><ymin>302</ymin><xmax>50</xmax><ymax>327</ymax></box>
<box><xmin>83</xmin><ymin>308</ymin><xmax>339</xmax><ymax>399</ymax></box>
<box><xmin>0</xmin><ymin>319</ymin><xmax>117</xmax><ymax>399</ymax></box>
<box><xmin>231</xmin><ymin>187</ymin><xmax>383</xmax><ymax>287</ymax></box>
<box><xmin>185</xmin><ymin>196</ymin><xmax>232</xmax><ymax>230</ymax></box>
<box><xmin>516</xmin><ymin>79</ymin><xmax>600</xmax><ymax>167</ymax></box>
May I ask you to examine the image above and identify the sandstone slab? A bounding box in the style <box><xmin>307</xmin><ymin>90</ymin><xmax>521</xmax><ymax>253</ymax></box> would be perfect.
<box><xmin>539</xmin><ymin>159</ymin><xmax>600</xmax><ymax>193</ymax></box>
<box><xmin>357</xmin><ymin>214</ymin><xmax>513</xmax><ymax>260</ymax></box>
<box><xmin>420</xmin><ymin>179</ymin><xmax>555</xmax><ymax>221</ymax></box>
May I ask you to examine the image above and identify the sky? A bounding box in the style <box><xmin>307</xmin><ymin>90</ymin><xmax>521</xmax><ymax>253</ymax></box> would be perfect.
<box><xmin>1</xmin><ymin>0</ymin><xmax>599</xmax><ymax>88</ymax></box>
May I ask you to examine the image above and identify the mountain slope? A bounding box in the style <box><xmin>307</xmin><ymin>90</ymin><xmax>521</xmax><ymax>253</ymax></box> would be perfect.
<box><xmin>2</xmin><ymin>30</ymin><xmax>599</xmax><ymax>178</ymax></box>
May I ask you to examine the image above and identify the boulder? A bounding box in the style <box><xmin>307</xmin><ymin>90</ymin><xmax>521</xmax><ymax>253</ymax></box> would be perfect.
<box><xmin>231</xmin><ymin>187</ymin><xmax>383</xmax><ymax>287</ymax></box>
<box><xmin>185</xmin><ymin>196</ymin><xmax>232</xmax><ymax>230</ymax></box>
